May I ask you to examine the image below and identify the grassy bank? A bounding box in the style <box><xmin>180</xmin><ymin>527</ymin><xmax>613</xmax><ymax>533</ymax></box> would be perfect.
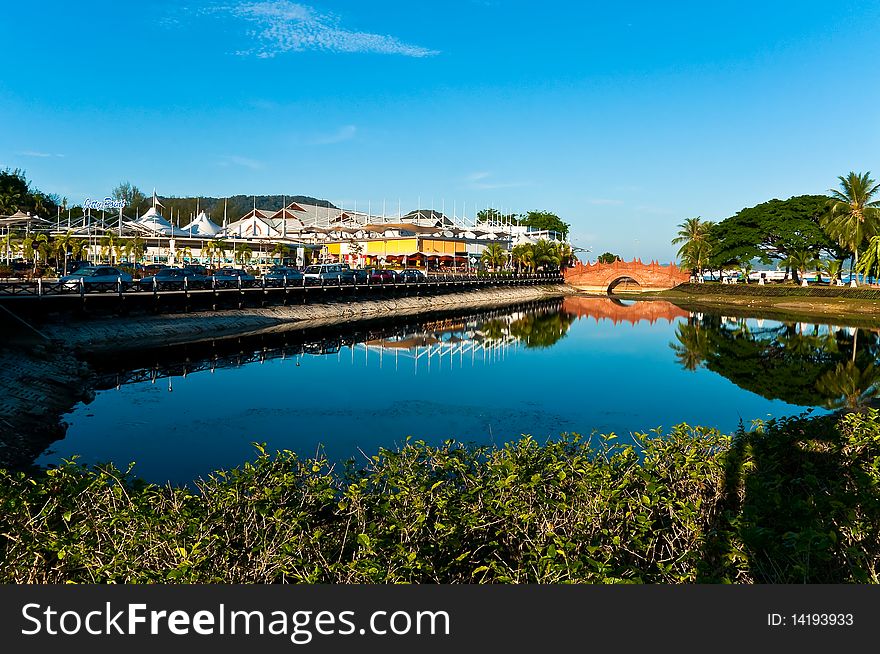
<box><xmin>2</xmin><ymin>411</ymin><xmax>879</xmax><ymax>583</ymax></box>
<box><xmin>649</xmin><ymin>283</ymin><xmax>880</xmax><ymax>327</ymax></box>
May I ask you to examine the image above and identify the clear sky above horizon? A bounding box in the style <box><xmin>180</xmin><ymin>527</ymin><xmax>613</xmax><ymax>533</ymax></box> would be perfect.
<box><xmin>3</xmin><ymin>1</ymin><xmax>879</xmax><ymax>261</ymax></box>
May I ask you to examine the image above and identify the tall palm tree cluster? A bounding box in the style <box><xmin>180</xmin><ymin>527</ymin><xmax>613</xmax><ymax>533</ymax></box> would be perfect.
<box><xmin>672</xmin><ymin>171</ymin><xmax>880</xmax><ymax>285</ymax></box>
<box><xmin>1</xmin><ymin>230</ymin><xmax>147</xmax><ymax>275</ymax></box>
<box><xmin>484</xmin><ymin>239</ymin><xmax>573</xmax><ymax>273</ymax></box>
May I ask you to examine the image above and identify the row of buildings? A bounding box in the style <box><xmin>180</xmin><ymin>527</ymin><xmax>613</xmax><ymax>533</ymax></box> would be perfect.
<box><xmin>3</xmin><ymin>196</ymin><xmax>570</xmax><ymax>270</ymax></box>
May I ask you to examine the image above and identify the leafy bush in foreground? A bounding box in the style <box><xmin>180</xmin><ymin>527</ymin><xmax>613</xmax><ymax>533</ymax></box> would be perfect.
<box><xmin>1</xmin><ymin>411</ymin><xmax>879</xmax><ymax>583</ymax></box>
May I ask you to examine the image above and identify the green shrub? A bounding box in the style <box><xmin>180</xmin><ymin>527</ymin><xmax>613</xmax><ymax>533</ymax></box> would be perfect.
<box><xmin>1</xmin><ymin>413</ymin><xmax>878</xmax><ymax>583</ymax></box>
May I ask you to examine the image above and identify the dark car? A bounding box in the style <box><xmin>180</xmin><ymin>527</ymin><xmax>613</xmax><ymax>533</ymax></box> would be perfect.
<box><xmin>60</xmin><ymin>266</ymin><xmax>133</xmax><ymax>290</ymax></box>
<box><xmin>211</xmin><ymin>268</ymin><xmax>256</xmax><ymax>288</ymax></box>
<box><xmin>142</xmin><ymin>264</ymin><xmax>169</xmax><ymax>277</ymax></box>
<box><xmin>182</xmin><ymin>263</ymin><xmax>209</xmax><ymax>276</ymax></box>
<box><xmin>396</xmin><ymin>268</ymin><xmax>427</xmax><ymax>283</ymax></box>
<box><xmin>139</xmin><ymin>267</ymin><xmax>209</xmax><ymax>290</ymax></box>
<box><xmin>352</xmin><ymin>267</ymin><xmax>395</xmax><ymax>284</ymax></box>
<box><xmin>262</xmin><ymin>266</ymin><xmax>304</xmax><ymax>285</ymax></box>
<box><xmin>303</xmin><ymin>264</ymin><xmax>356</xmax><ymax>285</ymax></box>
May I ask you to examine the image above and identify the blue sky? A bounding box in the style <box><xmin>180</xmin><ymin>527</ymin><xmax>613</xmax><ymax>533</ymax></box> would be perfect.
<box><xmin>2</xmin><ymin>0</ymin><xmax>879</xmax><ymax>260</ymax></box>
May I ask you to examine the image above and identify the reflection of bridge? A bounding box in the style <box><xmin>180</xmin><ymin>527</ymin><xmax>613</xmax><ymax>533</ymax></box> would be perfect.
<box><xmin>563</xmin><ymin>296</ymin><xmax>690</xmax><ymax>325</ymax></box>
<box><xmin>564</xmin><ymin>259</ymin><xmax>689</xmax><ymax>293</ymax></box>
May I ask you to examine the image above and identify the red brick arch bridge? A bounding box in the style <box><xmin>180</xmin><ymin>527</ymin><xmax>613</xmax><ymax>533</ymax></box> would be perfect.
<box><xmin>563</xmin><ymin>259</ymin><xmax>690</xmax><ymax>293</ymax></box>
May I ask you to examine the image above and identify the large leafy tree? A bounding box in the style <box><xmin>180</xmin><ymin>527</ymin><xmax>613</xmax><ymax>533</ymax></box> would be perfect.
<box><xmin>112</xmin><ymin>181</ymin><xmax>147</xmax><ymax>214</ymax></box>
<box><xmin>596</xmin><ymin>252</ymin><xmax>620</xmax><ymax>264</ymax></box>
<box><xmin>821</xmin><ymin>172</ymin><xmax>880</xmax><ymax>283</ymax></box>
<box><xmin>521</xmin><ymin>211</ymin><xmax>569</xmax><ymax>238</ymax></box>
<box><xmin>709</xmin><ymin>195</ymin><xmax>843</xmax><ymax>271</ymax></box>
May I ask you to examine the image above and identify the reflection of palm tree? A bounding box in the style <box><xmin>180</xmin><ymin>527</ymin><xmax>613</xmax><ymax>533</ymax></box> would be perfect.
<box><xmin>508</xmin><ymin>312</ymin><xmax>575</xmax><ymax>348</ymax></box>
<box><xmin>816</xmin><ymin>361</ymin><xmax>880</xmax><ymax>411</ymax></box>
<box><xmin>670</xmin><ymin>322</ymin><xmax>710</xmax><ymax>371</ymax></box>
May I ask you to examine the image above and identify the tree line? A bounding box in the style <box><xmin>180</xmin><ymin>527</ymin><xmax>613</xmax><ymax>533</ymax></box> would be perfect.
<box><xmin>673</xmin><ymin>171</ymin><xmax>880</xmax><ymax>284</ymax></box>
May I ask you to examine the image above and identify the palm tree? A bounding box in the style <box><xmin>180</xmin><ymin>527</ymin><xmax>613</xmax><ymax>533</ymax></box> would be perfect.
<box><xmin>532</xmin><ymin>239</ymin><xmax>560</xmax><ymax>271</ymax></box>
<box><xmin>480</xmin><ymin>243</ymin><xmax>507</xmax><ymax>272</ymax></box>
<box><xmin>177</xmin><ymin>246</ymin><xmax>193</xmax><ymax>265</ymax></box>
<box><xmin>855</xmin><ymin>235</ymin><xmax>880</xmax><ymax>284</ymax></box>
<box><xmin>785</xmin><ymin>249</ymin><xmax>818</xmax><ymax>286</ymax></box>
<box><xmin>680</xmin><ymin>239</ymin><xmax>712</xmax><ymax>280</ymax></box>
<box><xmin>554</xmin><ymin>242</ymin><xmax>574</xmax><ymax>270</ymax></box>
<box><xmin>511</xmin><ymin>243</ymin><xmax>534</xmax><ymax>273</ymax></box>
<box><xmin>1</xmin><ymin>230</ymin><xmax>20</xmax><ymax>264</ymax></box>
<box><xmin>672</xmin><ymin>217</ymin><xmax>714</xmax><ymax>279</ymax></box>
<box><xmin>740</xmin><ymin>260</ymin><xmax>753</xmax><ymax>284</ymax></box>
<box><xmin>821</xmin><ymin>259</ymin><xmax>844</xmax><ymax>285</ymax></box>
<box><xmin>128</xmin><ymin>236</ymin><xmax>146</xmax><ymax>265</ymax></box>
<box><xmin>234</xmin><ymin>243</ymin><xmax>253</xmax><ymax>267</ymax></box>
<box><xmin>99</xmin><ymin>233</ymin><xmax>118</xmax><ymax>264</ymax></box>
<box><xmin>270</xmin><ymin>241</ymin><xmax>288</xmax><ymax>265</ymax></box>
<box><xmin>820</xmin><ymin>171</ymin><xmax>880</xmax><ymax>285</ymax></box>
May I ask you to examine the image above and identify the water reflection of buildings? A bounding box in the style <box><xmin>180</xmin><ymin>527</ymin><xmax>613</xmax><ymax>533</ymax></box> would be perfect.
<box><xmin>91</xmin><ymin>301</ymin><xmax>567</xmax><ymax>388</ymax></box>
<box><xmin>562</xmin><ymin>297</ymin><xmax>689</xmax><ymax>324</ymax></box>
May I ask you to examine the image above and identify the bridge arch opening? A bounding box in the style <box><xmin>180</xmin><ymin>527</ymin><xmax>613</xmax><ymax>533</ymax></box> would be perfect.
<box><xmin>607</xmin><ymin>276</ymin><xmax>642</xmax><ymax>295</ymax></box>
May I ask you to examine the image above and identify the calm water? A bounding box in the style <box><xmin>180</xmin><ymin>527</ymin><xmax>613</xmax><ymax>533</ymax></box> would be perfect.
<box><xmin>37</xmin><ymin>297</ymin><xmax>871</xmax><ymax>485</ymax></box>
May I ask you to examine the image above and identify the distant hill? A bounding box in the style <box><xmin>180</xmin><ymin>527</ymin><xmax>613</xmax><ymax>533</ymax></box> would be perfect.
<box><xmin>133</xmin><ymin>195</ymin><xmax>336</xmax><ymax>226</ymax></box>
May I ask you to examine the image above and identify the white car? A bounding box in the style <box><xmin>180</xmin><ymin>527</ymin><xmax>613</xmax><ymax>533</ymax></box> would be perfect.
<box><xmin>60</xmin><ymin>266</ymin><xmax>133</xmax><ymax>290</ymax></box>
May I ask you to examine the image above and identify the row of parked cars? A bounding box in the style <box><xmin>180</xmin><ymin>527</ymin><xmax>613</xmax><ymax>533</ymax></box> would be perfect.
<box><xmin>57</xmin><ymin>263</ymin><xmax>428</xmax><ymax>290</ymax></box>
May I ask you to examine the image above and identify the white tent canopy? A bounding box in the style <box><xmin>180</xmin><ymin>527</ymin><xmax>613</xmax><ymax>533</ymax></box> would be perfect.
<box><xmin>130</xmin><ymin>207</ymin><xmax>190</xmax><ymax>237</ymax></box>
<box><xmin>182</xmin><ymin>211</ymin><xmax>222</xmax><ymax>237</ymax></box>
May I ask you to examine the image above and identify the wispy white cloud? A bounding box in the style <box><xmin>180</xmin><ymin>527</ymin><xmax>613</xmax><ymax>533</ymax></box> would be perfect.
<box><xmin>213</xmin><ymin>1</ymin><xmax>438</xmax><ymax>58</ymax></box>
<box><xmin>309</xmin><ymin>124</ymin><xmax>357</xmax><ymax>145</ymax></box>
<box><xmin>635</xmin><ymin>205</ymin><xmax>675</xmax><ymax>215</ymax></box>
<box><xmin>465</xmin><ymin>171</ymin><xmax>529</xmax><ymax>190</ymax></box>
<box><xmin>217</xmin><ymin>155</ymin><xmax>264</xmax><ymax>170</ymax></box>
<box><xmin>19</xmin><ymin>151</ymin><xmax>64</xmax><ymax>158</ymax></box>
<box><xmin>588</xmin><ymin>198</ymin><xmax>623</xmax><ymax>206</ymax></box>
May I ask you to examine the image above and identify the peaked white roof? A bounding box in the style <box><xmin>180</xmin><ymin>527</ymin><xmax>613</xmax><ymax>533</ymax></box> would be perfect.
<box><xmin>134</xmin><ymin>207</ymin><xmax>189</xmax><ymax>236</ymax></box>
<box><xmin>182</xmin><ymin>211</ymin><xmax>222</xmax><ymax>237</ymax></box>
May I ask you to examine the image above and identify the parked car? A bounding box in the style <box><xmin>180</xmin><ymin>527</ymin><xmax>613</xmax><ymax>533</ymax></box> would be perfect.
<box><xmin>142</xmin><ymin>264</ymin><xmax>169</xmax><ymax>277</ymax></box>
<box><xmin>396</xmin><ymin>268</ymin><xmax>427</xmax><ymax>283</ymax></box>
<box><xmin>369</xmin><ymin>268</ymin><xmax>396</xmax><ymax>283</ymax></box>
<box><xmin>262</xmin><ymin>266</ymin><xmax>304</xmax><ymax>285</ymax></box>
<box><xmin>303</xmin><ymin>263</ymin><xmax>356</xmax><ymax>285</ymax></box>
<box><xmin>182</xmin><ymin>263</ymin><xmax>209</xmax><ymax>276</ymax></box>
<box><xmin>211</xmin><ymin>268</ymin><xmax>256</xmax><ymax>288</ymax></box>
<box><xmin>352</xmin><ymin>267</ymin><xmax>396</xmax><ymax>284</ymax></box>
<box><xmin>139</xmin><ymin>267</ymin><xmax>210</xmax><ymax>290</ymax></box>
<box><xmin>60</xmin><ymin>266</ymin><xmax>133</xmax><ymax>291</ymax></box>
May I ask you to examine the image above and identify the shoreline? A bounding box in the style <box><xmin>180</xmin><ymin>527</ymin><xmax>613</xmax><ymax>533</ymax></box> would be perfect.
<box><xmin>646</xmin><ymin>287</ymin><xmax>880</xmax><ymax>327</ymax></box>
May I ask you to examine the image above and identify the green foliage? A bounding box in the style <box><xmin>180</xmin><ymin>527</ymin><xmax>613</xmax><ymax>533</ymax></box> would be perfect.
<box><xmin>480</xmin><ymin>243</ymin><xmax>507</xmax><ymax>271</ymax></box>
<box><xmin>821</xmin><ymin>172</ymin><xmax>880</xmax><ymax>271</ymax></box>
<box><xmin>596</xmin><ymin>252</ymin><xmax>621</xmax><ymax>264</ymax></box>
<box><xmin>672</xmin><ymin>217</ymin><xmax>714</xmax><ymax>275</ymax></box>
<box><xmin>709</xmin><ymin>195</ymin><xmax>843</xmax><ymax>268</ymax></box>
<box><xmin>521</xmin><ymin>211</ymin><xmax>569</xmax><ymax>237</ymax></box>
<box><xmin>0</xmin><ymin>169</ymin><xmax>59</xmax><ymax>218</ymax></box>
<box><xmin>2</xmin><ymin>411</ymin><xmax>879</xmax><ymax>583</ymax></box>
